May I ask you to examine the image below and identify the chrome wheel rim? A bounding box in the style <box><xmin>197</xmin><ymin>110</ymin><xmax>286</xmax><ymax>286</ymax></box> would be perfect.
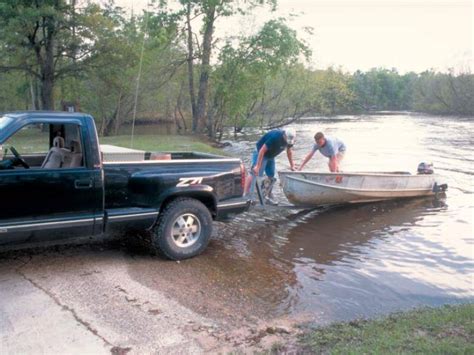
<box><xmin>171</xmin><ymin>213</ymin><xmax>201</xmax><ymax>248</ymax></box>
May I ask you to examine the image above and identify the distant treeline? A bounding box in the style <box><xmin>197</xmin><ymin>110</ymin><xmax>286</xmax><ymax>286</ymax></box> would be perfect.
<box><xmin>352</xmin><ymin>68</ymin><xmax>473</xmax><ymax>116</ymax></box>
<box><xmin>0</xmin><ymin>1</ymin><xmax>472</xmax><ymax>140</ymax></box>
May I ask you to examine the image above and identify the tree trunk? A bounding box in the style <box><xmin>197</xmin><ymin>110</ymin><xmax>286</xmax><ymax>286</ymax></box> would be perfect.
<box><xmin>176</xmin><ymin>80</ymin><xmax>187</xmax><ymax>132</ymax></box>
<box><xmin>40</xmin><ymin>50</ymin><xmax>55</xmax><ymax>110</ymax></box>
<box><xmin>40</xmin><ymin>19</ymin><xmax>56</xmax><ymax>110</ymax></box>
<box><xmin>29</xmin><ymin>75</ymin><xmax>36</xmax><ymax>110</ymax></box>
<box><xmin>186</xmin><ymin>3</ymin><xmax>198</xmax><ymax>132</ymax></box>
<box><xmin>34</xmin><ymin>77</ymin><xmax>41</xmax><ymax>110</ymax></box>
<box><xmin>113</xmin><ymin>88</ymin><xmax>123</xmax><ymax>135</ymax></box>
<box><xmin>41</xmin><ymin>73</ymin><xmax>54</xmax><ymax>110</ymax></box>
<box><xmin>196</xmin><ymin>5</ymin><xmax>215</xmax><ymax>133</ymax></box>
<box><xmin>206</xmin><ymin>108</ymin><xmax>215</xmax><ymax>138</ymax></box>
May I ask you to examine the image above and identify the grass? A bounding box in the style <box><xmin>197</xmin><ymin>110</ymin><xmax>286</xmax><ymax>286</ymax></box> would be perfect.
<box><xmin>299</xmin><ymin>303</ymin><xmax>474</xmax><ymax>354</ymax></box>
<box><xmin>4</xmin><ymin>130</ymin><xmax>226</xmax><ymax>156</ymax></box>
<box><xmin>4</xmin><ymin>129</ymin><xmax>50</xmax><ymax>154</ymax></box>
<box><xmin>99</xmin><ymin>134</ymin><xmax>226</xmax><ymax>155</ymax></box>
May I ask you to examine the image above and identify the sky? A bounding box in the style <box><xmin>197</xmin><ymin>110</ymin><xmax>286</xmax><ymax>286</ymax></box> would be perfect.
<box><xmin>113</xmin><ymin>0</ymin><xmax>473</xmax><ymax>73</ymax></box>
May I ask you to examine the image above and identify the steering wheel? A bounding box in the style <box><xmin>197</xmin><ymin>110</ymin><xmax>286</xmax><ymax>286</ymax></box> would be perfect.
<box><xmin>9</xmin><ymin>146</ymin><xmax>30</xmax><ymax>169</ymax></box>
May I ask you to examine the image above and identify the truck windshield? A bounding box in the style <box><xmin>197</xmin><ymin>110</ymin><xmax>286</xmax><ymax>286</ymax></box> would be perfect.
<box><xmin>0</xmin><ymin>116</ymin><xmax>13</xmax><ymax>130</ymax></box>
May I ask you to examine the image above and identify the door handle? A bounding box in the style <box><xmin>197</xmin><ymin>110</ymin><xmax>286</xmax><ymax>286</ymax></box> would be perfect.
<box><xmin>74</xmin><ymin>178</ymin><xmax>93</xmax><ymax>189</ymax></box>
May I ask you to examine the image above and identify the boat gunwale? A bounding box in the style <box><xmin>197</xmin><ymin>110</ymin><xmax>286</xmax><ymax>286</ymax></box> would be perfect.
<box><xmin>281</xmin><ymin>174</ymin><xmax>435</xmax><ymax>194</ymax></box>
<box><xmin>279</xmin><ymin>170</ymin><xmax>437</xmax><ymax>178</ymax></box>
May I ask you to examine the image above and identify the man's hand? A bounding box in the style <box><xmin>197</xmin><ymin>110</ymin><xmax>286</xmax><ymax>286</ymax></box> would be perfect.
<box><xmin>252</xmin><ymin>165</ymin><xmax>260</xmax><ymax>176</ymax></box>
<box><xmin>290</xmin><ymin>164</ymin><xmax>296</xmax><ymax>171</ymax></box>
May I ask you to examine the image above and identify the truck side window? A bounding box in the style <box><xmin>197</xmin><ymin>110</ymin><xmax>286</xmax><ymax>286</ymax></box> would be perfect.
<box><xmin>1</xmin><ymin>123</ymin><xmax>49</xmax><ymax>169</ymax></box>
<box><xmin>2</xmin><ymin>123</ymin><xmax>84</xmax><ymax>169</ymax></box>
<box><xmin>6</xmin><ymin>123</ymin><xmax>49</xmax><ymax>156</ymax></box>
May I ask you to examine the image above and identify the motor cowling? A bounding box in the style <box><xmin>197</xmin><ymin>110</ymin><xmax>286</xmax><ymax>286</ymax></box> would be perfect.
<box><xmin>417</xmin><ymin>162</ymin><xmax>434</xmax><ymax>174</ymax></box>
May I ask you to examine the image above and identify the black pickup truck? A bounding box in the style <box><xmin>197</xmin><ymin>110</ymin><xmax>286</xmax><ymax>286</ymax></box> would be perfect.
<box><xmin>0</xmin><ymin>111</ymin><xmax>249</xmax><ymax>260</ymax></box>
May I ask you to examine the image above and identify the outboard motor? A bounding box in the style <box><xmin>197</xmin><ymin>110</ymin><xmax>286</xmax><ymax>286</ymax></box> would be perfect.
<box><xmin>417</xmin><ymin>162</ymin><xmax>434</xmax><ymax>175</ymax></box>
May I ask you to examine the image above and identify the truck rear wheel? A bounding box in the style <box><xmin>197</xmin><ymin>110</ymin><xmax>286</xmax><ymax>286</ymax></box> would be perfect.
<box><xmin>152</xmin><ymin>198</ymin><xmax>213</xmax><ymax>260</ymax></box>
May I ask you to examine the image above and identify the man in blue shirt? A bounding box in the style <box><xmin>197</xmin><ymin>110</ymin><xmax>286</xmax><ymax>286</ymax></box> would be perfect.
<box><xmin>244</xmin><ymin>128</ymin><xmax>296</xmax><ymax>195</ymax></box>
<box><xmin>298</xmin><ymin>132</ymin><xmax>346</xmax><ymax>172</ymax></box>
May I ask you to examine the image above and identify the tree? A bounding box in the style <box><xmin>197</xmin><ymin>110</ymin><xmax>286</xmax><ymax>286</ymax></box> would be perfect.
<box><xmin>0</xmin><ymin>71</ymin><xmax>30</xmax><ymax>111</ymax></box>
<box><xmin>82</xmin><ymin>10</ymin><xmax>149</xmax><ymax>136</ymax></box>
<box><xmin>412</xmin><ymin>69</ymin><xmax>474</xmax><ymax>116</ymax></box>
<box><xmin>208</xmin><ymin>18</ymin><xmax>310</xmax><ymax>138</ymax></box>
<box><xmin>155</xmin><ymin>0</ymin><xmax>278</xmax><ymax>133</ymax></box>
<box><xmin>351</xmin><ymin>68</ymin><xmax>414</xmax><ymax>112</ymax></box>
<box><xmin>0</xmin><ymin>0</ymin><xmax>118</xmax><ymax>109</ymax></box>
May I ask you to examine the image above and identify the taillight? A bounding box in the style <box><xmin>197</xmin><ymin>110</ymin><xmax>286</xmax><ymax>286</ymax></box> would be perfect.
<box><xmin>240</xmin><ymin>162</ymin><xmax>246</xmax><ymax>192</ymax></box>
<box><xmin>94</xmin><ymin>151</ymin><xmax>103</xmax><ymax>169</ymax></box>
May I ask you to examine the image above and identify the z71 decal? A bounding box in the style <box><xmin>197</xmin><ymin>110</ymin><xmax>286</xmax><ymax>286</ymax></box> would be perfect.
<box><xmin>176</xmin><ymin>177</ymin><xmax>204</xmax><ymax>187</ymax></box>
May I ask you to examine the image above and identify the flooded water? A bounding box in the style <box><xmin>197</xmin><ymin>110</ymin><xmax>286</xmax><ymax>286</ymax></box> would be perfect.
<box><xmin>203</xmin><ymin>113</ymin><xmax>473</xmax><ymax>324</ymax></box>
<box><xmin>106</xmin><ymin>113</ymin><xmax>474</xmax><ymax>326</ymax></box>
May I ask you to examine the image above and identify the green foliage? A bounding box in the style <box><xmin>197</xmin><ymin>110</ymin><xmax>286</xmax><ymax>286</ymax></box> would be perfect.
<box><xmin>352</xmin><ymin>68</ymin><xmax>413</xmax><ymax>111</ymax></box>
<box><xmin>312</xmin><ymin>68</ymin><xmax>356</xmax><ymax>115</ymax></box>
<box><xmin>0</xmin><ymin>0</ymin><xmax>129</xmax><ymax>109</ymax></box>
<box><xmin>413</xmin><ymin>69</ymin><xmax>474</xmax><ymax>115</ymax></box>
<box><xmin>243</xmin><ymin>19</ymin><xmax>310</xmax><ymax>69</ymax></box>
<box><xmin>209</xmin><ymin>18</ymin><xmax>311</xmax><ymax>133</ymax></box>
<box><xmin>63</xmin><ymin>6</ymin><xmax>187</xmax><ymax>136</ymax></box>
<box><xmin>76</xmin><ymin>10</ymin><xmax>144</xmax><ymax>134</ymax></box>
<box><xmin>350</xmin><ymin>68</ymin><xmax>474</xmax><ymax>115</ymax></box>
<box><xmin>0</xmin><ymin>71</ymin><xmax>30</xmax><ymax>111</ymax></box>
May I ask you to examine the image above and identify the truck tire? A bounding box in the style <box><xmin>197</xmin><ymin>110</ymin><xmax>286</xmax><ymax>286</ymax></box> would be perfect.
<box><xmin>152</xmin><ymin>198</ymin><xmax>213</xmax><ymax>260</ymax></box>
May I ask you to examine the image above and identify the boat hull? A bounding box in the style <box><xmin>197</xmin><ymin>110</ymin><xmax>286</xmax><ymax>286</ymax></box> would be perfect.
<box><xmin>279</xmin><ymin>171</ymin><xmax>438</xmax><ymax>206</ymax></box>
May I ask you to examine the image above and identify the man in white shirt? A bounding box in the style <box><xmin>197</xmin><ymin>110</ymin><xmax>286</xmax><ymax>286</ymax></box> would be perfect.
<box><xmin>298</xmin><ymin>132</ymin><xmax>346</xmax><ymax>172</ymax></box>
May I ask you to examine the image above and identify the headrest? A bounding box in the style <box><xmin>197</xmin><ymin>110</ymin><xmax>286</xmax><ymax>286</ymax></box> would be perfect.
<box><xmin>70</xmin><ymin>140</ymin><xmax>81</xmax><ymax>153</ymax></box>
<box><xmin>53</xmin><ymin>136</ymin><xmax>65</xmax><ymax>148</ymax></box>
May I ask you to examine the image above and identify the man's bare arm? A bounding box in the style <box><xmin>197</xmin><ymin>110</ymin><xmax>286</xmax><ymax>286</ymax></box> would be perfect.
<box><xmin>252</xmin><ymin>144</ymin><xmax>268</xmax><ymax>175</ymax></box>
<box><xmin>298</xmin><ymin>150</ymin><xmax>315</xmax><ymax>171</ymax></box>
<box><xmin>329</xmin><ymin>155</ymin><xmax>339</xmax><ymax>172</ymax></box>
<box><xmin>286</xmin><ymin>147</ymin><xmax>295</xmax><ymax>171</ymax></box>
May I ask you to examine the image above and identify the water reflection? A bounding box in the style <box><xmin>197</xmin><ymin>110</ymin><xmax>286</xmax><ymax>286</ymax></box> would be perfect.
<box><xmin>278</xmin><ymin>197</ymin><xmax>448</xmax><ymax>264</ymax></box>
<box><xmin>204</xmin><ymin>196</ymin><xmax>464</xmax><ymax>322</ymax></box>
<box><xmin>261</xmin><ymin>197</ymin><xmax>472</xmax><ymax>321</ymax></box>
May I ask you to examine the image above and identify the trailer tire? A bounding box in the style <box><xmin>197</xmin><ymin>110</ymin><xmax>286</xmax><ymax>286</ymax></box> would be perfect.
<box><xmin>152</xmin><ymin>198</ymin><xmax>213</xmax><ymax>260</ymax></box>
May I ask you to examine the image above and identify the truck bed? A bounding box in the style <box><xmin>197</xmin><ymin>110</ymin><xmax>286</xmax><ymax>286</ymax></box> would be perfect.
<box><xmin>101</xmin><ymin>144</ymin><xmax>229</xmax><ymax>163</ymax></box>
<box><xmin>103</xmin><ymin>150</ymin><xmax>245</xmax><ymax>213</ymax></box>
